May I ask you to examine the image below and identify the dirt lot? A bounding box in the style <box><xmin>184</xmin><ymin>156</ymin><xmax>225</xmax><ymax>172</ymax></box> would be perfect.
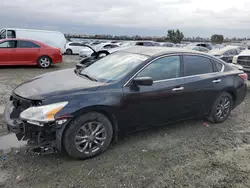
<box><xmin>1</xmin><ymin>56</ymin><xmax>250</xmax><ymax>188</ymax></box>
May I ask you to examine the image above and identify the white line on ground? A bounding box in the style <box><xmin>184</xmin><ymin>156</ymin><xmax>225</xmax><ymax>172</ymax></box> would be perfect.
<box><xmin>0</xmin><ymin>106</ymin><xmax>4</xmax><ymax>115</ymax></box>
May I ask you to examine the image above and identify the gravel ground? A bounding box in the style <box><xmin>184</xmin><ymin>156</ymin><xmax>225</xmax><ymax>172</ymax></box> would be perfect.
<box><xmin>0</xmin><ymin>56</ymin><xmax>250</xmax><ymax>187</ymax></box>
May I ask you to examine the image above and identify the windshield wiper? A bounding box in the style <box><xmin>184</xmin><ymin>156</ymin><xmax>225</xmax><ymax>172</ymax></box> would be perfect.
<box><xmin>80</xmin><ymin>73</ymin><xmax>98</xmax><ymax>82</ymax></box>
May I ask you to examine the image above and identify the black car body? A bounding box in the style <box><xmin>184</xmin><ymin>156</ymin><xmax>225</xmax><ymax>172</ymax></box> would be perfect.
<box><xmin>4</xmin><ymin>46</ymin><xmax>247</xmax><ymax>159</ymax></box>
<box><xmin>209</xmin><ymin>46</ymin><xmax>241</xmax><ymax>63</ymax></box>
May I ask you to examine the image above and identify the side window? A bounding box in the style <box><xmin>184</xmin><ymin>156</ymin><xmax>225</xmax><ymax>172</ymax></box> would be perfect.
<box><xmin>213</xmin><ymin>60</ymin><xmax>223</xmax><ymax>72</ymax></box>
<box><xmin>103</xmin><ymin>44</ymin><xmax>112</xmax><ymax>49</ymax></box>
<box><xmin>230</xmin><ymin>49</ymin><xmax>238</xmax><ymax>55</ymax></box>
<box><xmin>69</xmin><ymin>43</ymin><xmax>81</xmax><ymax>46</ymax></box>
<box><xmin>183</xmin><ymin>55</ymin><xmax>213</xmax><ymax>76</ymax></box>
<box><xmin>143</xmin><ymin>42</ymin><xmax>153</xmax><ymax>46</ymax></box>
<box><xmin>17</xmin><ymin>41</ymin><xmax>40</xmax><ymax>48</ymax></box>
<box><xmin>223</xmin><ymin>51</ymin><xmax>230</xmax><ymax>56</ymax></box>
<box><xmin>193</xmin><ymin>47</ymin><xmax>200</xmax><ymax>51</ymax></box>
<box><xmin>136</xmin><ymin>42</ymin><xmax>144</xmax><ymax>46</ymax></box>
<box><xmin>0</xmin><ymin>41</ymin><xmax>16</xmax><ymax>48</ymax></box>
<box><xmin>137</xmin><ymin>56</ymin><xmax>180</xmax><ymax>81</ymax></box>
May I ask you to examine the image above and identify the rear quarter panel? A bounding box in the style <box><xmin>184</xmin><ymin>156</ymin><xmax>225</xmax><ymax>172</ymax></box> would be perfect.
<box><xmin>41</xmin><ymin>48</ymin><xmax>62</xmax><ymax>63</ymax></box>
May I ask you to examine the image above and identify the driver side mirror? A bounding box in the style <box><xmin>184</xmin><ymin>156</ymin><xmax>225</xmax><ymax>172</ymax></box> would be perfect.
<box><xmin>133</xmin><ymin>77</ymin><xmax>153</xmax><ymax>86</ymax></box>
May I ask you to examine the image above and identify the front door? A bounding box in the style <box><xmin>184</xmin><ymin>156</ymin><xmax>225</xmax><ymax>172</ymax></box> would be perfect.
<box><xmin>121</xmin><ymin>55</ymin><xmax>188</xmax><ymax>132</ymax></box>
<box><xmin>0</xmin><ymin>40</ymin><xmax>16</xmax><ymax>65</ymax></box>
<box><xmin>12</xmin><ymin>40</ymin><xmax>41</xmax><ymax>65</ymax></box>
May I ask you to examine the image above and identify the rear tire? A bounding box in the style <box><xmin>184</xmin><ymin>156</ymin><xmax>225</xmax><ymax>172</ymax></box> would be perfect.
<box><xmin>66</xmin><ymin>49</ymin><xmax>73</xmax><ymax>55</ymax></box>
<box><xmin>208</xmin><ymin>92</ymin><xmax>233</xmax><ymax>123</ymax></box>
<box><xmin>63</xmin><ymin>112</ymin><xmax>113</xmax><ymax>159</ymax></box>
<box><xmin>37</xmin><ymin>56</ymin><xmax>52</xmax><ymax>68</ymax></box>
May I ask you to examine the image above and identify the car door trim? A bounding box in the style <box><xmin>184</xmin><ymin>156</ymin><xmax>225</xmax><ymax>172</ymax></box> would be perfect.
<box><xmin>123</xmin><ymin>53</ymin><xmax>225</xmax><ymax>87</ymax></box>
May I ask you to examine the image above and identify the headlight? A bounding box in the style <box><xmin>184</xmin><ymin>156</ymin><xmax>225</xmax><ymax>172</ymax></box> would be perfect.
<box><xmin>20</xmin><ymin>102</ymin><xmax>68</xmax><ymax>124</ymax></box>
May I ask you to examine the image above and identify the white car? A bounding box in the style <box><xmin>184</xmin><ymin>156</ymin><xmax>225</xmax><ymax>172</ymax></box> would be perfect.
<box><xmin>233</xmin><ymin>49</ymin><xmax>250</xmax><ymax>72</ymax></box>
<box><xmin>79</xmin><ymin>43</ymin><xmax>120</xmax><ymax>58</ymax></box>
<box><xmin>65</xmin><ymin>42</ymin><xmax>91</xmax><ymax>55</ymax></box>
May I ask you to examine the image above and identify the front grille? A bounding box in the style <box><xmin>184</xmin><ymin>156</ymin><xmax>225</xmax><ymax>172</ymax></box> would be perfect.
<box><xmin>237</xmin><ymin>56</ymin><xmax>250</xmax><ymax>67</ymax></box>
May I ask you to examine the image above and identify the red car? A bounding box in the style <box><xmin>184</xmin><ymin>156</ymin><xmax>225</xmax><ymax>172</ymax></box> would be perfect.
<box><xmin>0</xmin><ymin>38</ymin><xmax>62</xmax><ymax>68</ymax></box>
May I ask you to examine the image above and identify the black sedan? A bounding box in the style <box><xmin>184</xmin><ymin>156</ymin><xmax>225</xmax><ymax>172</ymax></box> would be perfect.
<box><xmin>4</xmin><ymin>47</ymin><xmax>247</xmax><ymax>159</ymax></box>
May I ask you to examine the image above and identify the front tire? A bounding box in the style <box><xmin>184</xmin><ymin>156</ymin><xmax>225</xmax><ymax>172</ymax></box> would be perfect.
<box><xmin>63</xmin><ymin>112</ymin><xmax>113</xmax><ymax>159</ymax></box>
<box><xmin>37</xmin><ymin>56</ymin><xmax>52</xmax><ymax>68</ymax></box>
<box><xmin>208</xmin><ymin>92</ymin><xmax>233</xmax><ymax>123</ymax></box>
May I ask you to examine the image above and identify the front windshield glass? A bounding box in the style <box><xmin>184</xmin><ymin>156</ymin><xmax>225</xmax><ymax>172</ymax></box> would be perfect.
<box><xmin>80</xmin><ymin>51</ymin><xmax>148</xmax><ymax>83</ymax></box>
<box><xmin>0</xmin><ymin>30</ymin><xmax>6</xmax><ymax>39</ymax></box>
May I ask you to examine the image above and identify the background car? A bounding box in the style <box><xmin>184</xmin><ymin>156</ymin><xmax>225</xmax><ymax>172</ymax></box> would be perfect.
<box><xmin>186</xmin><ymin>43</ymin><xmax>213</xmax><ymax>50</ymax></box>
<box><xmin>209</xmin><ymin>46</ymin><xmax>241</xmax><ymax>63</ymax></box>
<box><xmin>162</xmin><ymin>42</ymin><xmax>175</xmax><ymax>47</ymax></box>
<box><xmin>4</xmin><ymin>46</ymin><xmax>247</xmax><ymax>159</ymax></box>
<box><xmin>185</xmin><ymin>46</ymin><xmax>209</xmax><ymax>53</ymax></box>
<box><xmin>135</xmin><ymin>41</ymin><xmax>160</xmax><ymax>46</ymax></box>
<box><xmin>233</xmin><ymin>49</ymin><xmax>250</xmax><ymax>76</ymax></box>
<box><xmin>79</xmin><ymin>43</ymin><xmax>120</xmax><ymax>58</ymax></box>
<box><xmin>65</xmin><ymin>42</ymin><xmax>91</xmax><ymax>55</ymax></box>
<box><xmin>0</xmin><ymin>38</ymin><xmax>62</xmax><ymax>68</ymax></box>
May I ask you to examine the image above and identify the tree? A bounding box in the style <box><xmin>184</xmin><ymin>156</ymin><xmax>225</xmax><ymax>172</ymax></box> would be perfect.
<box><xmin>166</xmin><ymin>29</ymin><xmax>184</xmax><ymax>43</ymax></box>
<box><xmin>211</xmin><ymin>34</ymin><xmax>224</xmax><ymax>44</ymax></box>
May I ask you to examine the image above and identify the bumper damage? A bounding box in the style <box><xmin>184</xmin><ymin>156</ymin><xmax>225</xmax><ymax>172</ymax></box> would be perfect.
<box><xmin>4</xmin><ymin>100</ymin><xmax>70</xmax><ymax>154</ymax></box>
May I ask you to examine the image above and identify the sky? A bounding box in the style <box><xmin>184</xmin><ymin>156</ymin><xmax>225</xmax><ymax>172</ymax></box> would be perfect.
<box><xmin>1</xmin><ymin>0</ymin><xmax>250</xmax><ymax>37</ymax></box>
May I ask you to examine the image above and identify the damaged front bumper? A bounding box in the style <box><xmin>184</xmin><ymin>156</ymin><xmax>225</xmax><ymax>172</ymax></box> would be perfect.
<box><xmin>4</xmin><ymin>101</ymin><xmax>70</xmax><ymax>154</ymax></box>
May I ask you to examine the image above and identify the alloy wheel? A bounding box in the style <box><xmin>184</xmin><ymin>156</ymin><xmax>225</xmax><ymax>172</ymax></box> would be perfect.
<box><xmin>215</xmin><ymin>96</ymin><xmax>231</xmax><ymax>120</ymax></box>
<box><xmin>74</xmin><ymin>122</ymin><xmax>106</xmax><ymax>154</ymax></box>
<box><xmin>39</xmin><ymin>57</ymin><xmax>51</xmax><ymax>68</ymax></box>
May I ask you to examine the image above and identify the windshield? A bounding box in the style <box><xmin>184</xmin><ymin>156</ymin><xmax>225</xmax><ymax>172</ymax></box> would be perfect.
<box><xmin>0</xmin><ymin>30</ymin><xmax>6</xmax><ymax>39</ymax></box>
<box><xmin>80</xmin><ymin>51</ymin><xmax>148</xmax><ymax>83</ymax></box>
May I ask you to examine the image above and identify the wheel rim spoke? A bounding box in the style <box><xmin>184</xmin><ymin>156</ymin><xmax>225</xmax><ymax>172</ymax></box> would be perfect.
<box><xmin>96</xmin><ymin>128</ymin><xmax>105</xmax><ymax>136</ymax></box>
<box><xmin>75</xmin><ymin>139</ymin><xmax>87</xmax><ymax>145</ymax></box>
<box><xmin>74</xmin><ymin>121</ymin><xmax>106</xmax><ymax>154</ymax></box>
<box><xmin>216</xmin><ymin>96</ymin><xmax>231</xmax><ymax>119</ymax></box>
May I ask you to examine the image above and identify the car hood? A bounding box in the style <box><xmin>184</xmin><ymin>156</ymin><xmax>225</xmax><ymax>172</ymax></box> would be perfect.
<box><xmin>238</xmin><ymin>49</ymin><xmax>250</xmax><ymax>56</ymax></box>
<box><xmin>13</xmin><ymin>68</ymin><xmax>105</xmax><ymax>100</ymax></box>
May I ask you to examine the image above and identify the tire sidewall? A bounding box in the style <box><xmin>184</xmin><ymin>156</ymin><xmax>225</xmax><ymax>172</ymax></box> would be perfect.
<box><xmin>66</xmin><ymin>49</ymin><xmax>72</xmax><ymax>55</ymax></box>
<box><xmin>38</xmin><ymin>56</ymin><xmax>51</xmax><ymax>68</ymax></box>
<box><xmin>211</xmin><ymin>92</ymin><xmax>233</xmax><ymax>123</ymax></box>
<box><xmin>63</xmin><ymin>112</ymin><xmax>113</xmax><ymax>159</ymax></box>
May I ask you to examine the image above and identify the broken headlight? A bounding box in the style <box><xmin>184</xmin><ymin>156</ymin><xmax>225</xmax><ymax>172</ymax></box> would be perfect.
<box><xmin>20</xmin><ymin>102</ymin><xmax>68</xmax><ymax>124</ymax></box>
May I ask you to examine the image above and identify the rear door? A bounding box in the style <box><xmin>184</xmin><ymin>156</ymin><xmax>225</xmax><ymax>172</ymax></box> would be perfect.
<box><xmin>182</xmin><ymin>54</ymin><xmax>222</xmax><ymax>117</ymax></box>
<box><xmin>0</xmin><ymin>40</ymin><xmax>16</xmax><ymax>65</ymax></box>
<box><xmin>12</xmin><ymin>40</ymin><xmax>41</xmax><ymax>64</ymax></box>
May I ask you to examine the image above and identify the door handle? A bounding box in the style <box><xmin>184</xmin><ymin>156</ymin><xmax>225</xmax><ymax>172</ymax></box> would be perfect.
<box><xmin>213</xmin><ymin>79</ymin><xmax>221</xmax><ymax>83</ymax></box>
<box><xmin>172</xmin><ymin>87</ymin><xmax>184</xmax><ymax>92</ymax></box>
<box><xmin>12</xmin><ymin>49</ymin><xmax>16</xmax><ymax>52</ymax></box>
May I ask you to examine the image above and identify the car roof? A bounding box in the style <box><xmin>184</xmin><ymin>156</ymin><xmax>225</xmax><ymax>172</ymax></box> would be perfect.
<box><xmin>209</xmin><ymin>45</ymin><xmax>239</xmax><ymax>55</ymax></box>
<box><xmin>119</xmin><ymin>46</ymin><xmax>205</xmax><ymax>57</ymax></box>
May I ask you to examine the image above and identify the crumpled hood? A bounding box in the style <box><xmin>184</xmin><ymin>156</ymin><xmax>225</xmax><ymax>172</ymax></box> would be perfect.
<box><xmin>13</xmin><ymin>68</ymin><xmax>104</xmax><ymax>100</ymax></box>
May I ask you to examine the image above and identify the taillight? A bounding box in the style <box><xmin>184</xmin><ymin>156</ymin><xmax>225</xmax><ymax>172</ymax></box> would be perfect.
<box><xmin>239</xmin><ymin>73</ymin><xmax>248</xmax><ymax>81</ymax></box>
